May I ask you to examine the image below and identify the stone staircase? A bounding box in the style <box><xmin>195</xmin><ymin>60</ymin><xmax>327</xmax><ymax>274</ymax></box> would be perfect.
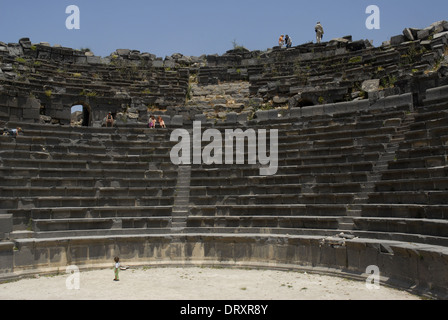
<box><xmin>342</xmin><ymin>112</ymin><xmax>417</xmax><ymax>230</ymax></box>
<box><xmin>171</xmin><ymin>165</ymin><xmax>191</xmax><ymax>231</ymax></box>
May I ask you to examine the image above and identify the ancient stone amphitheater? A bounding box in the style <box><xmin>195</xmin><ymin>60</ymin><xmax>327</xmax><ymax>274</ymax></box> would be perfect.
<box><xmin>1</xmin><ymin>21</ymin><xmax>448</xmax><ymax>299</ymax></box>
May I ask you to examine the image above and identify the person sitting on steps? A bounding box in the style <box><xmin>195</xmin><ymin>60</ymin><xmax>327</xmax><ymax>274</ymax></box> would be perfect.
<box><xmin>2</xmin><ymin>127</ymin><xmax>22</xmax><ymax>137</ymax></box>
<box><xmin>106</xmin><ymin>112</ymin><xmax>114</xmax><ymax>128</ymax></box>
<box><xmin>158</xmin><ymin>116</ymin><xmax>166</xmax><ymax>128</ymax></box>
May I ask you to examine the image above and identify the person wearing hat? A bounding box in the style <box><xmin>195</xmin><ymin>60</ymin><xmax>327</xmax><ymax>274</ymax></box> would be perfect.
<box><xmin>106</xmin><ymin>112</ymin><xmax>114</xmax><ymax>128</ymax></box>
<box><xmin>315</xmin><ymin>22</ymin><xmax>324</xmax><ymax>44</ymax></box>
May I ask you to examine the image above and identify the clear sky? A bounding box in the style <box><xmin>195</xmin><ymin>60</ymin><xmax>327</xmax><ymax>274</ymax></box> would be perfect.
<box><xmin>0</xmin><ymin>0</ymin><xmax>447</xmax><ymax>58</ymax></box>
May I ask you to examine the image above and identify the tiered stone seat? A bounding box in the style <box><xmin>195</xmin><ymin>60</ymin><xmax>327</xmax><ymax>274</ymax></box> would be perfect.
<box><xmin>0</xmin><ymin>49</ymin><xmax>189</xmax><ymax>125</ymax></box>
<box><xmin>185</xmin><ymin>108</ymin><xmax>410</xmax><ymax>236</ymax></box>
<box><xmin>358</xmin><ymin>87</ymin><xmax>448</xmax><ymax>246</ymax></box>
<box><xmin>198</xmin><ymin>38</ymin><xmax>443</xmax><ymax>107</ymax></box>
<box><xmin>0</xmin><ymin>123</ymin><xmax>178</xmax><ymax>239</ymax></box>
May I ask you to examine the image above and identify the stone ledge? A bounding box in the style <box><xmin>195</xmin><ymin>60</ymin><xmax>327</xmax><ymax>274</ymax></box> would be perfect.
<box><xmin>5</xmin><ymin>234</ymin><xmax>447</xmax><ymax>299</ymax></box>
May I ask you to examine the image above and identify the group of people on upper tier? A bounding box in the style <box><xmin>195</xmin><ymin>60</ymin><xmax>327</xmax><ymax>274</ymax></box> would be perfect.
<box><xmin>278</xmin><ymin>22</ymin><xmax>325</xmax><ymax>48</ymax></box>
<box><xmin>148</xmin><ymin>115</ymin><xmax>166</xmax><ymax>129</ymax></box>
<box><xmin>278</xmin><ymin>34</ymin><xmax>293</xmax><ymax>48</ymax></box>
<box><xmin>105</xmin><ymin>112</ymin><xmax>166</xmax><ymax>129</ymax></box>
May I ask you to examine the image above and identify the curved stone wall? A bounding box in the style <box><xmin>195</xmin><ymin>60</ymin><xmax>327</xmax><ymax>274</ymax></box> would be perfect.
<box><xmin>4</xmin><ymin>234</ymin><xmax>447</xmax><ymax>299</ymax></box>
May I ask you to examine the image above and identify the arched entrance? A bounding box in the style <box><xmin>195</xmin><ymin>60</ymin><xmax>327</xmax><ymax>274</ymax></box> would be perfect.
<box><xmin>297</xmin><ymin>98</ymin><xmax>315</xmax><ymax>108</ymax></box>
<box><xmin>70</xmin><ymin>103</ymin><xmax>91</xmax><ymax>127</ymax></box>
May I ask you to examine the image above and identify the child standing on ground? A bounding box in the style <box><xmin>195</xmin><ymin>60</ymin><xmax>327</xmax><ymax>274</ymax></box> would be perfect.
<box><xmin>114</xmin><ymin>257</ymin><xmax>120</xmax><ymax>281</ymax></box>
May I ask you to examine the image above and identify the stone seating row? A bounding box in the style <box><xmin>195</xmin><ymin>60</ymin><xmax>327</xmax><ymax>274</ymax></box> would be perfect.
<box><xmin>188</xmin><ymin>204</ymin><xmax>347</xmax><ymax>217</ymax></box>
<box><xmin>352</xmin><ymin>217</ymin><xmax>448</xmax><ymax>241</ymax></box>
<box><xmin>0</xmin><ymin>166</ymin><xmax>170</xmax><ymax>180</ymax></box>
<box><xmin>0</xmin><ymin>186</ymin><xmax>175</xmax><ymax>198</ymax></box>
<box><xmin>8</xmin><ymin>205</ymin><xmax>173</xmax><ymax>232</ymax></box>
<box><xmin>186</xmin><ymin>215</ymin><xmax>340</xmax><ymax>231</ymax></box>
<box><xmin>190</xmin><ymin>172</ymin><xmax>368</xmax><ymax>186</ymax></box>
<box><xmin>360</xmin><ymin>204</ymin><xmax>448</xmax><ymax>220</ymax></box>
<box><xmin>32</xmin><ymin>216</ymin><xmax>171</xmax><ymax>235</ymax></box>
<box><xmin>0</xmin><ymin>175</ymin><xmax>176</xmax><ymax>188</ymax></box>
<box><xmin>1</xmin><ymin>195</ymin><xmax>174</xmax><ymax>209</ymax></box>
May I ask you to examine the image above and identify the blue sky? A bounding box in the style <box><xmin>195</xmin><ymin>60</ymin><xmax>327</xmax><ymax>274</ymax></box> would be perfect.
<box><xmin>0</xmin><ymin>0</ymin><xmax>447</xmax><ymax>58</ymax></box>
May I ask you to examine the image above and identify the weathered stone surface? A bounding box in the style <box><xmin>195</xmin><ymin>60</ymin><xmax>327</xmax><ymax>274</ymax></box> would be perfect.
<box><xmin>116</xmin><ymin>49</ymin><xmax>130</xmax><ymax>56</ymax></box>
<box><xmin>417</xmin><ymin>29</ymin><xmax>430</xmax><ymax>40</ymax></box>
<box><xmin>362</xmin><ymin>79</ymin><xmax>380</xmax><ymax>93</ymax></box>
<box><xmin>403</xmin><ymin>28</ymin><xmax>415</xmax><ymax>41</ymax></box>
<box><xmin>390</xmin><ymin>35</ymin><xmax>405</xmax><ymax>46</ymax></box>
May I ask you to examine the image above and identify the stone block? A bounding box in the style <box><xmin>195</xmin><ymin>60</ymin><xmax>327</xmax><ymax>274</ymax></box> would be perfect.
<box><xmin>87</xmin><ymin>56</ymin><xmax>101</xmax><ymax>64</ymax></box>
<box><xmin>171</xmin><ymin>115</ymin><xmax>184</xmax><ymax>126</ymax></box>
<box><xmin>390</xmin><ymin>35</ymin><xmax>405</xmax><ymax>46</ymax></box>
<box><xmin>164</xmin><ymin>60</ymin><xmax>176</xmax><ymax>69</ymax></box>
<box><xmin>116</xmin><ymin>49</ymin><xmax>130</xmax><ymax>57</ymax></box>
<box><xmin>301</xmin><ymin>105</ymin><xmax>324</xmax><ymax>117</ymax></box>
<box><xmin>268</xmin><ymin>109</ymin><xmax>279</xmax><ymax>119</ymax></box>
<box><xmin>194</xmin><ymin>113</ymin><xmax>207</xmax><ymax>124</ymax></box>
<box><xmin>362</xmin><ymin>79</ymin><xmax>380</xmax><ymax>92</ymax></box>
<box><xmin>152</xmin><ymin>60</ymin><xmax>164</xmax><ymax>68</ymax></box>
<box><xmin>323</xmin><ymin>104</ymin><xmax>336</xmax><ymax>114</ymax></box>
<box><xmin>19</xmin><ymin>38</ymin><xmax>32</xmax><ymax>50</ymax></box>
<box><xmin>0</xmin><ymin>242</ymin><xmax>14</xmax><ymax>274</ymax></box>
<box><xmin>431</xmin><ymin>21</ymin><xmax>447</xmax><ymax>34</ymax></box>
<box><xmin>7</xmin><ymin>43</ymin><xmax>23</xmax><ymax>57</ymax></box>
<box><xmin>289</xmin><ymin>107</ymin><xmax>302</xmax><ymax>119</ymax></box>
<box><xmin>424</xmin><ymin>85</ymin><xmax>448</xmax><ymax>103</ymax></box>
<box><xmin>237</xmin><ymin>112</ymin><xmax>250</xmax><ymax>123</ymax></box>
<box><xmin>403</xmin><ymin>28</ymin><xmax>415</xmax><ymax>41</ymax></box>
<box><xmin>433</xmin><ymin>31</ymin><xmax>448</xmax><ymax>40</ymax></box>
<box><xmin>225</xmin><ymin>112</ymin><xmax>238</xmax><ymax>124</ymax></box>
<box><xmin>254</xmin><ymin>110</ymin><xmax>269</xmax><ymax>121</ymax></box>
<box><xmin>0</xmin><ymin>215</ymin><xmax>12</xmax><ymax>239</ymax></box>
<box><xmin>417</xmin><ymin>29</ymin><xmax>430</xmax><ymax>40</ymax></box>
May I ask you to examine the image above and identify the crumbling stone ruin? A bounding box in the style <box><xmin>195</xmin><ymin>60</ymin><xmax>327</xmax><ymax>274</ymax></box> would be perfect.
<box><xmin>0</xmin><ymin>21</ymin><xmax>448</xmax><ymax>299</ymax></box>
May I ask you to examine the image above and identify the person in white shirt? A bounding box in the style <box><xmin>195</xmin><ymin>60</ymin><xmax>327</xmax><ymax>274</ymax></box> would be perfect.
<box><xmin>315</xmin><ymin>22</ymin><xmax>324</xmax><ymax>44</ymax></box>
<box><xmin>3</xmin><ymin>127</ymin><xmax>22</xmax><ymax>137</ymax></box>
<box><xmin>114</xmin><ymin>257</ymin><xmax>120</xmax><ymax>281</ymax></box>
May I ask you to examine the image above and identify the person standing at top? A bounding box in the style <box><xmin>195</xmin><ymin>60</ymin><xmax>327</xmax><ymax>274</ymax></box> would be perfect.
<box><xmin>285</xmin><ymin>35</ymin><xmax>292</xmax><ymax>48</ymax></box>
<box><xmin>278</xmin><ymin>35</ymin><xmax>285</xmax><ymax>48</ymax></box>
<box><xmin>315</xmin><ymin>22</ymin><xmax>324</xmax><ymax>44</ymax></box>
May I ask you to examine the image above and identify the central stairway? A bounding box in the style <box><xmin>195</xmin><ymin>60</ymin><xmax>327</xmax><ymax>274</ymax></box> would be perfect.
<box><xmin>171</xmin><ymin>165</ymin><xmax>192</xmax><ymax>231</ymax></box>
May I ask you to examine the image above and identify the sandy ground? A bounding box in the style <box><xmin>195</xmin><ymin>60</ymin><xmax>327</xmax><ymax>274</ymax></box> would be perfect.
<box><xmin>0</xmin><ymin>267</ymin><xmax>421</xmax><ymax>300</ymax></box>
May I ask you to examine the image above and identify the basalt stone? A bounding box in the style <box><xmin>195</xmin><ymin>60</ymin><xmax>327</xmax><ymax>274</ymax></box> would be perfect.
<box><xmin>390</xmin><ymin>35</ymin><xmax>405</xmax><ymax>46</ymax></box>
<box><xmin>403</xmin><ymin>28</ymin><xmax>415</xmax><ymax>41</ymax></box>
<box><xmin>116</xmin><ymin>49</ymin><xmax>131</xmax><ymax>57</ymax></box>
<box><xmin>171</xmin><ymin>115</ymin><xmax>184</xmax><ymax>126</ymax></box>
<box><xmin>19</xmin><ymin>38</ymin><xmax>32</xmax><ymax>50</ymax></box>
<box><xmin>417</xmin><ymin>29</ymin><xmax>430</xmax><ymax>40</ymax></box>
<box><xmin>7</xmin><ymin>43</ymin><xmax>23</xmax><ymax>57</ymax></box>
<box><xmin>225</xmin><ymin>112</ymin><xmax>238</xmax><ymax>124</ymax></box>
<box><xmin>362</xmin><ymin>79</ymin><xmax>380</xmax><ymax>93</ymax></box>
